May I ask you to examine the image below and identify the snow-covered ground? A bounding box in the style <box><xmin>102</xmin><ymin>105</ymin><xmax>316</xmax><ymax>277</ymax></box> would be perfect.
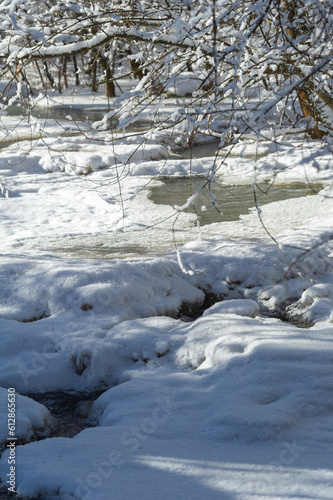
<box><xmin>0</xmin><ymin>92</ymin><xmax>333</xmax><ymax>499</ymax></box>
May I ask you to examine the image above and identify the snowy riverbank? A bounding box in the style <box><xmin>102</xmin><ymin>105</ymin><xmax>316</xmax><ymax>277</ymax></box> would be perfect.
<box><xmin>0</xmin><ymin>110</ymin><xmax>333</xmax><ymax>499</ymax></box>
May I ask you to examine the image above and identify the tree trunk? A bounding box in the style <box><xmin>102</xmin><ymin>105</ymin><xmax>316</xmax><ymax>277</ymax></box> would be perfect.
<box><xmin>43</xmin><ymin>61</ymin><xmax>56</xmax><ymax>89</ymax></box>
<box><xmin>62</xmin><ymin>57</ymin><xmax>68</xmax><ymax>89</ymax></box>
<box><xmin>283</xmin><ymin>1</ymin><xmax>330</xmax><ymax>137</ymax></box>
<box><xmin>296</xmin><ymin>88</ymin><xmax>327</xmax><ymax>139</ymax></box>
<box><xmin>99</xmin><ymin>54</ymin><xmax>115</xmax><ymax>98</ymax></box>
<box><xmin>73</xmin><ymin>56</ymin><xmax>80</xmax><ymax>86</ymax></box>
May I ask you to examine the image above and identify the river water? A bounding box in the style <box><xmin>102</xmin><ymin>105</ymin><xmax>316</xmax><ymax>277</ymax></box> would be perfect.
<box><xmin>37</xmin><ymin>179</ymin><xmax>322</xmax><ymax>261</ymax></box>
<box><xmin>1</xmin><ymin>103</ymin><xmax>323</xmax><ymax>259</ymax></box>
<box><xmin>0</xmin><ymin>107</ymin><xmax>325</xmax><ymax>481</ymax></box>
<box><xmin>149</xmin><ymin>178</ymin><xmax>322</xmax><ymax>226</ymax></box>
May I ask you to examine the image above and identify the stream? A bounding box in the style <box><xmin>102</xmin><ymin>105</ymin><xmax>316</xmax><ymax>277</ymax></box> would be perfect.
<box><xmin>26</xmin><ymin>390</ymin><xmax>105</xmax><ymax>438</ymax></box>
<box><xmin>0</xmin><ymin>106</ymin><xmax>325</xmax><ymax>486</ymax></box>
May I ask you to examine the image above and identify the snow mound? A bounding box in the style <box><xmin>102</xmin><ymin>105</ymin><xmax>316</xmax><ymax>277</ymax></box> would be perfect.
<box><xmin>0</xmin><ymin>388</ymin><xmax>53</xmax><ymax>444</ymax></box>
<box><xmin>39</xmin><ymin>141</ymin><xmax>169</xmax><ymax>175</ymax></box>
<box><xmin>202</xmin><ymin>299</ymin><xmax>259</xmax><ymax>318</ymax></box>
<box><xmin>287</xmin><ymin>283</ymin><xmax>333</xmax><ymax>325</ymax></box>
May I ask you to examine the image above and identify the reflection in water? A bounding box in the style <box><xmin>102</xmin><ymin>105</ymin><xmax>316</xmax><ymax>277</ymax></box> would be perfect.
<box><xmin>174</xmin><ymin>140</ymin><xmax>221</xmax><ymax>159</ymax></box>
<box><xmin>149</xmin><ymin>178</ymin><xmax>322</xmax><ymax>226</ymax></box>
<box><xmin>0</xmin><ymin>105</ymin><xmax>151</xmax><ymax>150</ymax></box>
<box><xmin>0</xmin><ymin>105</ymin><xmax>109</xmax><ymax>150</ymax></box>
<box><xmin>4</xmin><ymin>104</ymin><xmax>107</xmax><ymax>122</ymax></box>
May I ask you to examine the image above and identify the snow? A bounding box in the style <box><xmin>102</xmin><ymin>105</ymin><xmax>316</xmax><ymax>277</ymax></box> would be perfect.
<box><xmin>0</xmin><ymin>92</ymin><xmax>333</xmax><ymax>499</ymax></box>
<box><xmin>0</xmin><ymin>388</ymin><xmax>53</xmax><ymax>445</ymax></box>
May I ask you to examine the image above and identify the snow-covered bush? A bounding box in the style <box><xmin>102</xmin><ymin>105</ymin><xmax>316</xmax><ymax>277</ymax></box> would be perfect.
<box><xmin>1</xmin><ymin>0</ymin><xmax>333</xmax><ymax>143</ymax></box>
